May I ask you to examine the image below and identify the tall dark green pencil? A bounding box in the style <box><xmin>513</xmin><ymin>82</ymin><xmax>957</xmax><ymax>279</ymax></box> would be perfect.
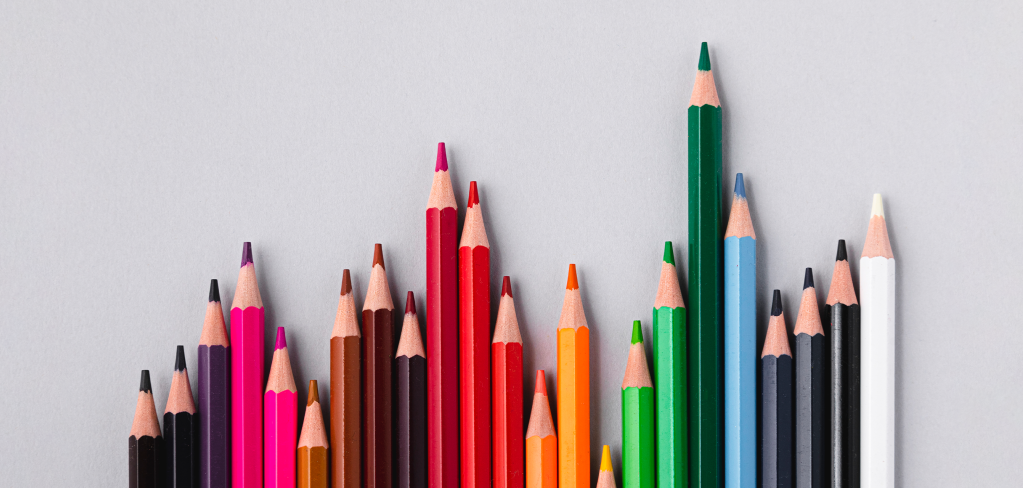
<box><xmin>622</xmin><ymin>321</ymin><xmax>655</xmax><ymax>488</ymax></box>
<box><xmin>687</xmin><ymin>41</ymin><xmax>723</xmax><ymax>488</ymax></box>
<box><xmin>653</xmin><ymin>242</ymin><xmax>687</xmax><ymax>488</ymax></box>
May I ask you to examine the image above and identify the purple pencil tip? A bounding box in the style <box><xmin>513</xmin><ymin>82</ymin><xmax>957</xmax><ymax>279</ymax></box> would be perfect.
<box><xmin>241</xmin><ymin>242</ymin><xmax>254</xmax><ymax>267</ymax></box>
<box><xmin>435</xmin><ymin>142</ymin><xmax>448</xmax><ymax>172</ymax></box>
<box><xmin>274</xmin><ymin>327</ymin><xmax>287</xmax><ymax>350</ymax></box>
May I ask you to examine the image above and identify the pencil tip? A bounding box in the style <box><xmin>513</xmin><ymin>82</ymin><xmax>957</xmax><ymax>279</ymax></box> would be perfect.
<box><xmin>566</xmin><ymin>264</ymin><xmax>579</xmax><ymax>290</ymax></box>
<box><xmin>698</xmin><ymin>42</ymin><xmax>711</xmax><ymax>71</ymax></box>
<box><xmin>405</xmin><ymin>291</ymin><xmax>416</xmax><ymax>315</ymax></box>
<box><xmin>208</xmin><ymin>279</ymin><xmax>220</xmax><ymax>302</ymax></box>
<box><xmin>240</xmin><ymin>242</ymin><xmax>253</xmax><ymax>267</ymax></box>
<box><xmin>734</xmin><ymin>173</ymin><xmax>746</xmax><ymax>198</ymax></box>
<box><xmin>435</xmin><ymin>142</ymin><xmax>448</xmax><ymax>172</ymax></box>
<box><xmin>174</xmin><ymin>345</ymin><xmax>186</xmax><ymax>371</ymax></box>
<box><xmin>631</xmin><ymin>320</ymin><xmax>643</xmax><ymax>344</ymax></box>
<box><xmin>771</xmin><ymin>290</ymin><xmax>783</xmax><ymax>316</ymax></box>
<box><xmin>467</xmin><ymin>181</ymin><xmax>479</xmax><ymax>207</ymax></box>
<box><xmin>871</xmin><ymin>193</ymin><xmax>885</xmax><ymax>218</ymax></box>
<box><xmin>340</xmin><ymin>269</ymin><xmax>352</xmax><ymax>296</ymax></box>
<box><xmin>501</xmin><ymin>276</ymin><xmax>513</xmax><ymax>298</ymax></box>
<box><xmin>803</xmin><ymin>268</ymin><xmax>814</xmax><ymax>290</ymax></box>
<box><xmin>662</xmin><ymin>241</ymin><xmax>675</xmax><ymax>265</ymax></box>
<box><xmin>373</xmin><ymin>243</ymin><xmax>385</xmax><ymax>269</ymax></box>
<box><xmin>836</xmin><ymin>240</ymin><xmax>848</xmax><ymax>261</ymax></box>
<box><xmin>307</xmin><ymin>380</ymin><xmax>319</xmax><ymax>406</ymax></box>
<box><xmin>535</xmin><ymin>370</ymin><xmax>547</xmax><ymax>395</ymax></box>
<box><xmin>600</xmin><ymin>445</ymin><xmax>613</xmax><ymax>472</ymax></box>
<box><xmin>275</xmin><ymin>327</ymin><xmax>287</xmax><ymax>350</ymax></box>
<box><xmin>139</xmin><ymin>370</ymin><xmax>152</xmax><ymax>393</ymax></box>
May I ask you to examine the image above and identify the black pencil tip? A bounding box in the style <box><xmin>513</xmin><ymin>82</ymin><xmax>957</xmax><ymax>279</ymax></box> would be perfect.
<box><xmin>209</xmin><ymin>279</ymin><xmax>220</xmax><ymax>302</ymax></box>
<box><xmin>836</xmin><ymin>240</ymin><xmax>848</xmax><ymax>261</ymax></box>
<box><xmin>139</xmin><ymin>370</ymin><xmax>152</xmax><ymax>392</ymax></box>
<box><xmin>771</xmin><ymin>290</ymin><xmax>783</xmax><ymax>316</ymax></box>
<box><xmin>803</xmin><ymin>268</ymin><xmax>814</xmax><ymax>289</ymax></box>
<box><xmin>174</xmin><ymin>345</ymin><xmax>186</xmax><ymax>371</ymax></box>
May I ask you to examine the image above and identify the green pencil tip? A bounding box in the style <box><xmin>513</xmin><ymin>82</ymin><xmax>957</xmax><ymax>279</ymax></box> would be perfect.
<box><xmin>698</xmin><ymin>42</ymin><xmax>711</xmax><ymax>71</ymax></box>
<box><xmin>662</xmin><ymin>241</ymin><xmax>675</xmax><ymax>265</ymax></box>
<box><xmin>631</xmin><ymin>320</ymin><xmax>643</xmax><ymax>344</ymax></box>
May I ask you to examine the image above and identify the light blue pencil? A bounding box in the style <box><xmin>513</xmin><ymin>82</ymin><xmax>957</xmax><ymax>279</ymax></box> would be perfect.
<box><xmin>724</xmin><ymin>173</ymin><xmax>756</xmax><ymax>488</ymax></box>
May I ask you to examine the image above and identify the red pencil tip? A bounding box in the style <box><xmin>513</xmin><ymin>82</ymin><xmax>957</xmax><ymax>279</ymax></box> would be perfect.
<box><xmin>340</xmin><ymin>269</ymin><xmax>352</xmax><ymax>296</ymax></box>
<box><xmin>435</xmin><ymin>142</ymin><xmax>448</xmax><ymax>172</ymax></box>
<box><xmin>501</xmin><ymin>276</ymin><xmax>513</xmax><ymax>297</ymax></box>
<box><xmin>535</xmin><ymin>370</ymin><xmax>547</xmax><ymax>395</ymax></box>
<box><xmin>467</xmin><ymin>181</ymin><xmax>479</xmax><ymax>208</ymax></box>
<box><xmin>405</xmin><ymin>291</ymin><xmax>416</xmax><ymax>315</ymax></box>
<box><xmin>373</xmin><ymin>243</ymin><xmax>385</xmax><ymax>269</ymax></box>
<box><xmin>274</xmin><ymin>327</ymin><xmax>287</xmax><ymax>350</ymax></box>
<box><xmin>566</xmin><ymin>264</ymin><xmax>579</xmax><ymax>290</ymax></box>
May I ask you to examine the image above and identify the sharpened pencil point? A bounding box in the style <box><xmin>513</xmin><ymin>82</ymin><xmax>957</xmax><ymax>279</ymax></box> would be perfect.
<box><xmin>208</xmin><ymin>279</ymin><xmax>220</xmax><ymax>302</ymax></box>
<box><xmin>771</xmin><ymin>290</ymin><xmax>783</xmax><ymax>316</ymax></box>
<box><xmin>241</xmin><ymin>242</ymin><xmax>253</xmax><ymax>267</ymax></box>
<box><xmin>307</xmin><ymin>380</ymin><xmax>319</xmax><ymax>406</ymax></box>
<box><xmin>566</xmin><ymin>264</ymin><xmax>579</xmax><ymax>290</ymax></box>
<box><xmin>803</xmin><ymin>268</ymin><xmax>814</xmax><ymax>289</ymax></box>
<box><xmin>600</xmin><ymin>445</ymin><xmax>613</xmax><ymax>472</ymax></box>
<box><xmin>535</xmin><ymin>370</ymin><xmax>547</xmax><ymax>395</ymax></box>
<box><xmin>275</xmin><ymin>327</ymin><xmax>287</xmax><ymax>350</ymax></box>
<box><xmin>140</xmin><ymin>370</ymin><xmax>152</xmax><ymax>393</ymax></box>
<box><xmin>405</xmin><ymin>291</ymin><xmax>416</xmax><ymax>315</ymax></box>
<box><xmin>734</xmin><ymin>173</ymin><xmax>746</xmax><ymax>199</ymax></box>
<box><xmin>698</xmin><ymin>42</ymin><xmax>711</xmax><ymax>71</ymax></box>
<box><xmin>436</xmin><ymin>142</ymin><xmax>448</xmax><ymax>171</ymax></box>
<box><xmin>871</xmin><ymin>193</ymin><xmax>885</xmax><ymax>218</ymax></box>
<box><xmin>631</xmin><ymin>320</ymin><xmax>643</xmax><ymax>344</ymax></box>
<box><xmin>467</xmin><ymin>181</ymin><xmax>479</xmax><ymax>208</ymax></box>
<box><xmin>501</xmin><ymin>276</ymin><xmax>513</xmax><ymax>297</ymax></box>
<box><xmin>340</xmin><ymin>269</ymin><xmax>352</xmax><ymax>296</ymax></box>
<box><xmin>836</xmin><ymin>240</ymin><xmax>848</xmax><ymax>261</ymax></box>
<box><xmin>663</xmin><ymin>241</ymin><xmax>675</xmax><ymax>265</ymax></box>
<box><xmin>373</xmin><ymin>243</ymin><xmax>385</xmax><ymax>269</ymax></box>
<box><xmin>174</xmin><ymin>345</ymin><xmax>186</xmax><ymax>371</ymax></box>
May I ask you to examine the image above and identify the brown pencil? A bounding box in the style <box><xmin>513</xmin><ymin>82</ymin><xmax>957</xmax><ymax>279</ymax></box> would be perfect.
<box><xmin>331</xmin><ymin>269</ymin><xmax>360</xmax><ymax>488</ymax></box>
<box><xmin>130</xmin><ymin>370</ymin><xmax>164</xmax><ymax>488</ymax></box>
<box><xmin>363</xmin><ymin>244</ymin><xmax>395</xmax><ymax>488</ymax></box>
<box><xmin>298</xmin><ymin>380</ymin><xmax>329</xmax><ymax>488</ymax></box>
<box><xmin>397</xmin><ymin>291</ymin><xmax>428</xmax><ymax>488</ymax></box>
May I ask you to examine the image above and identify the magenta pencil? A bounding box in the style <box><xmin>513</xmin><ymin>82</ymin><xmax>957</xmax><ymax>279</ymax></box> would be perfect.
<box><xmin>232</xmin><ymin>242</ymin><xmax>264</xmax><ymax>487</ymax></box>
<box><xmin>265</xmin><ymin>327</ymin><xmax>298</xmax><ymax>488</ymax></box>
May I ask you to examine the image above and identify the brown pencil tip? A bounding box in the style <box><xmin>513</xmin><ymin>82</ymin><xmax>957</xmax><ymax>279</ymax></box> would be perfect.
<box><xmin>340</xmin><ymin>269</ymin><xmax>352</xmax><ymax>296</ymax></box>
<box><xmin>501</xmin><ymin>276</ymin><xmax>513</xmax><ymax>297</ymax></box>
<box><xmin>373</xmin><ymin>243</ymin><xmax>385</xmax><ymax>269</ymax></box>
<box><xmin>535</xmin><ymin>370</ymin><xmax>547</xmax><ymax>395</ymax></box>
<box><xmin>307</xmin><ymin>380</ymin><xmax>319</xmax><ymax>406</ymax></box>
<box><xmin>566</xmin><ymin>264</ymin><xmax>579</xmax><ymax>290</ymax></box>
<box><xmin>405</xmin><ymin>291</ymin><xmax>416</xmax><ymax>315</ymax></box>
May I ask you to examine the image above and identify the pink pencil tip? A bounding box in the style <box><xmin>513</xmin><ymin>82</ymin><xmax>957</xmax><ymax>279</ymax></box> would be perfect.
<box><xmin>274</xmin><ymin>327</ymin><xmax>287</xmax><ymax>350</ymax></box>
<box><xmin>435</xmin><ymin>142</ymin><xmax>448</xmax><ymax>172</ymax></box>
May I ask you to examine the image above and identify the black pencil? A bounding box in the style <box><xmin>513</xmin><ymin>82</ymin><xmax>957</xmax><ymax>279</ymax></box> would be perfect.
<box><xmin>130</xmin><ymin>370</ymin><xmax>165</xmax><ymax>488</ymax></box>
<box><xmin>825</xmin><ymin>241</ymin><xmax>860</xmax><ymax>488</ymax></box>
<box><xmin>762</xmin><ymin>291</ymin><xmax>793</xmax><ymax>488</ymax></box>
<box><xmin>166</xmin><ymin>346</ymin><xmax>197</xmax><ymax>488</ymax></box>
<box><xmin>795</xmin><ymin>269</ymin><xmax>825</xmax><ymax>488</ymax></box>
<box><xmin>396</xmin><ymin>291</ymin><xmax>427</xmax><ymax>488</ymax></box>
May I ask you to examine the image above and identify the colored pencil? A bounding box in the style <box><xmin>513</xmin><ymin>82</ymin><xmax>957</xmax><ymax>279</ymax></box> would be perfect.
<box><xmin>597</xmin><ymin>445</ymin><xmax>617</xmax><ymax>488</ymax></box>
<box><xmin>231</xmin><ymin>242</ymin><xmax>264</xmax><ymax>488</ymax></box>
<box><xmin>264</xmin><ymin>327</ymin><xmax>298</xmax><ymax>488</ymax></box>
<box><xmin>330</xmin><ymin>269</ymin><xmax>360</xmax><ymax>488</ymax></box>
<box><xmin>723</xmin><ymin>173</ymin><xmax>755</xmax><ymax>488</ymax></box>
<box><xmin>762</xmin><ymin>291</ymin><xmax>794</xmax><ymax>488</ymax></box>
<box><xmin>652</xmin><ymin>242</ymin><xmax>687</xmax><ymax>488</ymax></box>
<box><xmin>130</xmin><ymin>370</ymin><xmax>165</xmax><ymax>488</ymax></box>
<box><xmin>364</xmin><ymin>243</ymin><xmax>395</xmax><ymax>488</ymax></box>
<box><xmin>397</xmin><ymin>291</ymin><xmax>428</xmax><ymax>488</ymax></box>
<box><xmin>826</xmin><ymin>240</ymin><xmax>860</xmax><ymax>488</ymax></box>
<box><xmin>795</xmin><ymin>269</ymin><xmax>825</xmax><ymax>488</ymax></box>
<box><xmin>622</xmin><ymin>321</ymin><xmax>655</xmax><ymax>488</ymax></box>
<box><xmin>492</xmin><ymin>276</ymin><xmax>524</xmax><ymax>488</ymax></box>
<box><xmin>198</xmin><ymin>279</ymin><xmax>230</xmax><ymax>488</ymax></box>
<box><xmin>426</xmin><ymin>142</ymin><xmax>459</xmax><ymax>488</ymax></box>
<box><xmin>557</xmin><ymin>264</ymin><xmax>590</xmax><ymax>488</ymax></box>
<box><xmin>687</xmin><ymin>41</ymin><xmax>723</xmax><ymax>488</ymax></box>
<box><xmin>460</xmin><ymin>180</ymin><xmax>491</xmax><ymax>488</ymax></box>
<box><xmin>525</xmin><ymin>370</ymin><xmax>557</xmax><ymax>488</ymax></box>
<box><xmin>298</xmin><ymin>380</ymin><xmax>329</xmax><ymax>488</ymax></box>
<box><xmin>860</xmin><ymin>194</ymin><xmax>894</xmax><ymax>488</ymax></box>
<box><xmin>166</xmin><ymin>346</ymin><xmax>197</xmax><ymax>488</ymax></box>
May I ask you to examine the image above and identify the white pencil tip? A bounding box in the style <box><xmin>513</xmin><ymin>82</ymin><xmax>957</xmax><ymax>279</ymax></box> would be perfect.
<box><xmin>871</xmin><ymin>193</ymin><xmax>885</xmax><ymax>218</ymax></box>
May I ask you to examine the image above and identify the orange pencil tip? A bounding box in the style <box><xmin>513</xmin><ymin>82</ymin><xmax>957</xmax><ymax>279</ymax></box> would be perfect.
<box><xmin>566</xmin><ymin>264</ymin><xmax>579</xmax><ymax>290</ymax></box>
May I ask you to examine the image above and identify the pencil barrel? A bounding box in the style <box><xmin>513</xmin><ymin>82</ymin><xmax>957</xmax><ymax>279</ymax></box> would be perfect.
<box><xmin>397</xmin><ymin>354</ymin><xmax>428</xmax><ymax>488</ymax></box>
<box><xmin>231</xmin><ymin>306</ymin><xmax>264</xmax><ymax>488</ymax></box>
<box><xmin>298</xmin><ymin>446</ymin><xmax>329</xmax><ymax>488</ymax></box>
<box><xmin>557</xmin><ymin>326</ymin><xmax>590</xmax><ymax>488</ymax></box>
<box><xmin>492</xmin><ymin>342</ymin><xmax>524</xmax><ymax>488</ymax></box>
<box><xmin>796</xmin><ymin>334</ymin><xmax>824</xmax><ymax>488</ymax></box>
<box><xmin>653</xmin><ymin>305</ymin><xmax>687</xmax><ymax>488</ymax></box>
<box><xmin>264</xmin><ymin>390</ymin><xmax>298</xmax><ymax>487</ymax></box>
<box><xmin>622</xmin><ymin>386</ymin><xmax>656</xmax><ymax>488</ymax></box>
<box><xmin>426</xmin><ymin>205</ymin><xmax>460</xmax><ymax>488</ymax></box>
<box><xmin>723</xmin><ymin>236</ymin><xmax>756</xmax><ymax>488</ymax></box>
<box><xmin>165</xmin><ymin>412</ymin><xmax>197</xmax><ymax>488</ymax></box>
<box><xmin>130</xmin><ymin>435</ymin><xmax>166</xmax><ymax>488</ymax></box>
<box><xmin>459</xmin><ymin>245</ymin><xmax>491</xmax><ymax>488</ymax></box>
<box><xmin>330</xmin><ymin>336</ymin><xmax>361</xmax><ymax>488</ymax></box>
<box><xmin>197</xmin><ymin>344</ymin><xmax>230</xmax><ymax>488</ymax></box>
<box><xmin>762</xmin><ymin>355</ymin><xmax>794</xmax><ymax>488</ymax></box>
<box><xmin>363</xmin><ymin>307</ymin><xmax>394</xmax><ymax>488</ymax></box>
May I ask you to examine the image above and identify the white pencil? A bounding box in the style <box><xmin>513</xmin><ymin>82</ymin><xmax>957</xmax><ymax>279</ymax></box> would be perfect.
<box><xmin>859</xmin><ymin>194</ymin><xmax>895</xmax><ymax>487</ymax></box>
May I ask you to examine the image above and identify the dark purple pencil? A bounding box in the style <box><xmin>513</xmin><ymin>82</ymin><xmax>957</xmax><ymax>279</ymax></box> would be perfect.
<box><xmin>198</xmin><ymin>279</ymin><xmax>231</xmax><ymax>487</ymax></box>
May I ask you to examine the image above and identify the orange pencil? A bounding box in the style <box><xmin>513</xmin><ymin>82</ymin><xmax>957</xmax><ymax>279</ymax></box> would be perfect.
<box><xmin>298</xmin><ymin>380</ymin><xmax>329</xmax><ymax>488</ymax></box>
<box><xmin>525</xmin><ymin>370</ymin><xmax>557</xmax><ymax>488</ymax></box>
<box><xmin>557</xmin><ymin>264</ymin><xmax>590</xmax><ymax>488</ymax></box>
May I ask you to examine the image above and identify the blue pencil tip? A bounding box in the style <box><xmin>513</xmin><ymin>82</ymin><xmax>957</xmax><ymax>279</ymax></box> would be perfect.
<box><xmin>734</xmin><ymin>173</ymin><xmax>746</xmax><ymax>198</ymax></box>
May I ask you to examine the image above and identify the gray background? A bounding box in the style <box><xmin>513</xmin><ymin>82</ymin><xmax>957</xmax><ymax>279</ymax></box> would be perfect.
<box><xmin>2</xmin><ymin>1</ymin><xmax>1021</xmax><ymax>486</ymax></box>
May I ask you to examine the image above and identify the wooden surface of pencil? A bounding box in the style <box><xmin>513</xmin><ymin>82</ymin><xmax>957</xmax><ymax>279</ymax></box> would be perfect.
<box><xmin>622</xmin><ymin>321</ymin><xmax>655</xmax><ymax>488</ymax></box>
<box><xmin>397</xmin><ymin>292</ymin><xmax>428</xmax><ymax>488</ymax></box>
<box><xmin>557</xmin><ymin>264</ymin><xmax>590</xmax><ymax>488</ymax></box>
<box><xmin>231</xmin><ymin>242</ymin><xmax>263</xmax><ymax>488</ymax></box>
<box><xmin>652</xmin><ymin>242</ymin><xmax>687</xmax><ymax>488</ymax></box>
<box><xmin>687</xmin><ymin>41</ymin><xmax>723</xmax><ymax>488</ymax></box>
<box><xmin>198</xmin><ymin>280</ymin><xmax>229</xmax><ymax>488</ymax></box>
<box><xmin>459</xmin><ymin>180</ymin><xmax>491</xmax><ymax>488</ymax></box>
<box><xmin>364</xmin><ymin>244</ymin><xmax>395</xmax><ymax>488</ymax></box>
<box><xmin>426</xmin><ymin>142</ymin><xmax>459</xmax><ymax>488</ymax></box>
<box><xmin>859</xmin><ymin>194</ymin><xmax>894</xmax><ymax>488</ymax></box>
<box><xmin>762</xmin><ymin>291</ymin><xmax>793</xmax><ymax>488</ymax></box>
<box><xmin>264</xmin><ymin>328</ymin><xmax>298</xmax><ymax>488</ymax></box>
<box><xmin>298</xmin><ymin>380</ymin><xmax>329</xmax><ymax>488</ymax></box>
<box><xmin>826</xmin><ymin>240</ymin><xmax>859</xmax><ymax>488</ymax></box>
<box><xmin>492</xmin><ymin>277</ymin><xmax>524</xmax><ymax>488</ymax></box>
<box><xmin>330</xmin><ymin>269</ymin><xmax>360</xmax><ymax>488</ymax></box>
<box><xmin>795</xmin><ymin>269</ymin><xmax>825</xmax><ymax>488</ymax></box>
<box><xmin>596</xmin><ymin>445</ymin><xmax>617</xmax><ymax>488</ymax></box>
<box><xmin>130</xmin><ymin>370</ymin><xmax>165</xmax><ymax>488</ymax></box>
<box><xmin>166</xmin><ymin>346</ymin><xmax>197</xmax><ymax>488</ymax></box>
<box><xmin>525</xmin><ymin>370</ymin><xmax>557</xmax><ymax>488</ymax></box>
<box><xmin>723</xmin><ymin>173</ymin><xmax>755</xmax><ymax>488</ymax></box>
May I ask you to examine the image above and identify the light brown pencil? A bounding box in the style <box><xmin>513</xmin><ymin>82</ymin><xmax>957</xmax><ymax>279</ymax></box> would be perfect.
<box><xmin>299</xmin><ymin>380</ymin><xmax>329</xmax><ymax>488</ymax></box>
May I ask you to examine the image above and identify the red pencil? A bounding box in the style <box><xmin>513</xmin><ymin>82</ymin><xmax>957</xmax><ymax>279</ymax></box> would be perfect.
<box><xmin>427</xmin><ymin>142</ymin><xmax>459</xmax><ymax>488</ymax></box>
<box><xmin>492</xmin><ymin>276</ymin><xmax>524</xmax><ymax>488</ymax></box>
<box><xmin>460</xmin><ymin>180</ymin><xmax>491</xmax><ymax>488</ymax></box>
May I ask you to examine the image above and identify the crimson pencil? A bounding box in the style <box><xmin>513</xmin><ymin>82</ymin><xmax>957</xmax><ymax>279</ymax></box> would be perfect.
<box><xmin>364</xmin><ymin>244</ymin><xmax>395</xmax><ymax>488</ymax></box>
<box><xmin>198</xmin><ymin>279</ymin><xmax>230</xmax><ymax>488</ymax></box>
<box><xmin>264</xmin><ymin>328</ymin><xmax>298</xmax><ymax>488</ymax></box>
<box><xmin>460</xmin><ymin>180</ymin><xmax>491</xmax><ymax>488</ymax></box>
<box><xmin>492</xmin><ymin>277</ymin><xmax>524</xmax><ymax>488</ymax></box>
<box><xmin>426</xmin><ymin>142</ymin><xmax>459</xmax><ymax>488</ymax></box>
<box><xmin>231</xmin><ymin>242</ymin><xmax>264</xmax><ymax>488</ymax></box>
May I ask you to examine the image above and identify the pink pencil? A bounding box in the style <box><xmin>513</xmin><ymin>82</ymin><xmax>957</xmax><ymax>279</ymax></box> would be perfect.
<box><xmin>232</xmin><ymin>242</ymin><xmax>264</xmax><ymax>487</ymax></box>
<box><xmin>265</xmin><ymin>327</ymin><xmax>298</xmax><ymax>488</ymax></box>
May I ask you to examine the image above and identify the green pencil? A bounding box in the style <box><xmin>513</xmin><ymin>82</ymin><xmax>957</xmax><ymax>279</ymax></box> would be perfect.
<box><xmin>653</xmin><ymin>242</ymin><xmax>687</xmax><ymax>488</ymax></box>
<box><xmin>623</xmin><ymin>321</ymin><xmax>655</xmax><ymax>488</ymax></box>
<box><xmin>687</xmin><ymin>41</ymin><xmax>723</xmax><ymax>488</ymax></box>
